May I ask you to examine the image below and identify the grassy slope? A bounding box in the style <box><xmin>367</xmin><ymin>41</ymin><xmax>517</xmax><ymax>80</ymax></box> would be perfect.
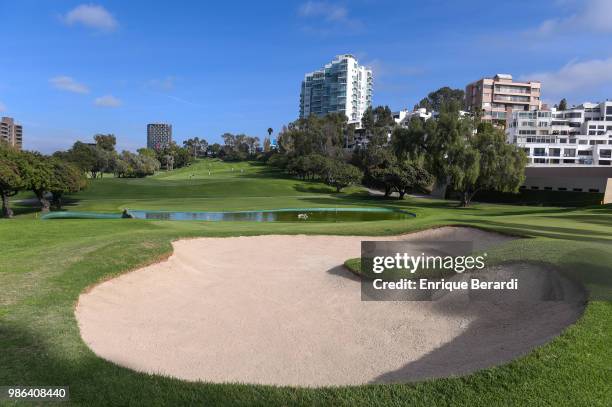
<box><xmin>26</xmin><ymin>159</ymin><xmax>364</xmax><ymax>213</ymax></box>
<box><xmin>1</xmin><ymin>159</ymin><xmax>611</xmax><ymax>406</ymax></box>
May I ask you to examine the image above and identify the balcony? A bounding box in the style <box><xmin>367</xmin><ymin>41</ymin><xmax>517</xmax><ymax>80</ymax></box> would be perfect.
<box><xmin>493</xmin><ymin>95</ymin><xmax>530</xmax><ymax>104</ymax></box>
<box><xmin>494</xmin><ymin>86</ymin><xmax>532</xmax><ymax>95</ymax></box>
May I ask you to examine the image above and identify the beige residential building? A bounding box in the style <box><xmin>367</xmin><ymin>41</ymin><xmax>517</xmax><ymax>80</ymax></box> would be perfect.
<box><xmin>0</xmin><ymin>117</ymin><xmax>23</xmax><ymax>149</ymax></box>
<box><xmin>465</xmin><ymin>74</ymin><xmax>541</xmax><ymax>123</ymax></box>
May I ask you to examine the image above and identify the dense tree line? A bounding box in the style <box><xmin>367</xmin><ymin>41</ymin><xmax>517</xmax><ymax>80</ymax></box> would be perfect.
<box><xmin>285</xmin><ymin>153</ymin><xmax>362</xmax><ymax>192</ymax></box>
<box><xmin>1</xmin><ymin>143</ymin><xmax>87</xmax><ymax>217</ymax></box>
<box><xmin>53</xmin><ymin>134</ymin><xmax>199</xmax><ymax>178</ymax></box>
<box><xmin>265</xmin><ymin>113</ymin><xmax>363</xmax><ymax>192</ymax></box>
<box><xmin>268</xmin><ymin>97</ymin><xmax>526</xmax><ymax>205</ymax></box>
<box><xmin>381</xmin><ymin>101</ymin><xmax>526</xmax><ymax>205</ymax></box>
<box><xmin>218</xmin><ymin>133</ymin><xmax>261</xmax><ymax>161</ymax></box>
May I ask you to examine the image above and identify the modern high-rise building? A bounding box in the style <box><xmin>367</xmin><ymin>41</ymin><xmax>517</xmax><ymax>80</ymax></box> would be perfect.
<box><xmin>300</xmin><ymin>54</ymin><xmax>373</xmax><ymax>125</ymax></box>
<box><xmin>147</xmin><ymin>123</ymin><xmax>172</xmax><ymax>150</ymax></box>
<box><xmin>506</xmin><ymin>101</ymin><xmax>612</xmax><ymax>167</ymax></box>
<box><xmin>465</xmin><ymin>74</ymin><xmax>541</xmax><ymax>122</ymax></box>
<box><xmin>0</xmin><ymin>117</ymin><xmax>23</xmax><ymax>150</ymax></box>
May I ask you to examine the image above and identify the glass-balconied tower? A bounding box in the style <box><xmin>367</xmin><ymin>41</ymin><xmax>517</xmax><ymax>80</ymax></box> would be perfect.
<box><xmin>300</xmin><ymin>54</ymin><xmax>373</xmax><ymax>125</ymax></box>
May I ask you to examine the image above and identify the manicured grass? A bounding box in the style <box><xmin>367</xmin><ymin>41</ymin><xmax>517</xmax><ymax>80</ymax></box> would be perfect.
<box><xmin>14</xmin><ymin>159</ymin><xmax>364</xmax><ymax>213</ymax></box>
<box><xmin>344</xmin><ymin>257</ymin><xmax>362</xmax><ymax>275</ymax></box>
<box><xmin>1</xmin><ymin>159</ymin><xmax>611</xmax><ymax>406</ymax></box>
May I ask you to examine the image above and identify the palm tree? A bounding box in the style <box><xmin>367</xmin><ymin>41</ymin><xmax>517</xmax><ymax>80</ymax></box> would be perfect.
<box><xmin>267</xmin><ymin>127</ymin><xmax>273</xmax><ymax>137</ymax></box>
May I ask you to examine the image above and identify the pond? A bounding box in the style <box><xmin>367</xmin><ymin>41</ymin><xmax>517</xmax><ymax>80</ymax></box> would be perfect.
<box><xmin>128</xmin><ymin>208</ymin><xmax>415</xmax><ymax>222</ymax></box>
<box><xmin>42</xmin><ymin>208</ymin><xmax>416</xmax><ymax>222</ymax></box>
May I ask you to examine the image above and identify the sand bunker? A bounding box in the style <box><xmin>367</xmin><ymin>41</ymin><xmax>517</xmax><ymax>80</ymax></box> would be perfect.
<box><xmin>76</xmin><ymin>227</ymin><xmax>585</xmax><ymax>386</ymax></box>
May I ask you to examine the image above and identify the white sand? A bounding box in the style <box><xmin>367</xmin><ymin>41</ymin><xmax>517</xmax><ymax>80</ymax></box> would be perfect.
<box><xmin>76</xmin><ymin>227</ymin><xmax>585</xmax><ymax>386</ymax></box>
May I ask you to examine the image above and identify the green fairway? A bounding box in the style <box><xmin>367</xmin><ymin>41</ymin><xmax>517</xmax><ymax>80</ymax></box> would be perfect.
<box><xmin>1</xmin><ymin>159</ymin><xmax>611</xmax><ymax>406</ymax></box>
<box><xmin>21</xmin><ymin>159</ymin><xmax>365</xmax><ymax>213</ymax></box>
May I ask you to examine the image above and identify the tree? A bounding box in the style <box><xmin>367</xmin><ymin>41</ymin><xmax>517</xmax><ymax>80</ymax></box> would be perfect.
<box><xmin>558</xmin><ymin>98</ymin><xmax>568</xmax><ymax>111</ymax></box>
<box><xmin>163</xmin><ymin>154</ymin><xmax>174</xmax><ymax>171</ymax></box>
<box><xmin>156</xmin><ymin>142</ymin><xmax>194</xmax><ymax>169</ymax></box>
<box><xmin>137</xmin><ymin>148</ymin><xmax>157</xmax><ymax>159</ymax></box>
<box><xmin>49</xmin><ymin>159</ymin><xmax>87</xmax><ymax>209</ymax></box>
<box><xmin>244</xmin><ymin>136</ymin><xmax>260</xmax><ymax>155</ymax></box>
<box><xmin>446</xmin><ymin>141</ymin><xmax>481</xmax><ymax>207</ymax></box>
<box><xmin>219</xmin><ymin>133</ymin><xmax>260</xmax><ymax>160</ymax></box>
<box><xmin>114</xmin><ymin>150</ymin><xmax>160</xmax><ymax>178</ymax></box>
<box><xmin>382</xmin><ymin>160</ymin><xmax>434</xmax><ymax>200</ymax></box>
<box><xmin>66</xmin><ymin>141</ymin><xmax>110</xmax><ymax>178</ymax></box>
<box><xmin>468</xmin><ymin>123</ymin><xmax>527</xmax><ymax>206</ymax></box>
<box><xmin>267</xmin><ymin>127</ymin><xmax>273</xmax><ymax>137</ymax></box>
<box><xmin>358</xmin><ymin>106</ymin><xmax>396</xmax><ymax>147</ymax></box>
<box><xmin>424</xmin><ymin>101</ymin><xmax>473</xmax><ymax>187</ymax></box>
<box><xmin>263</xmin><ymin>137</ymin><xmax>271</xmax><ymax>152</ymax></box>
<box><xmin>418</xmin><ymin>87</ymin><xmax>465</xmax><ymax>112</ymax></box>
<box><xmin>0</xmin><ymin>145</ymin><xmax>25</xmax><ymax>218</ymax></box>
<box><xmin>351</xmin><ymin>145</ymin><xmax>396</xmax><ymax>196</ymax></box>
<box><xmin>322</xmin><ymin>160</ymin><xmax>362</xmax><ymax>192</ymax></box>
<box><xmin>372</xmin><ymin>106</ymin><xmax>395</xmax><ymax>128</ymax></box>
<box><xmin>21</xmin><ymin>152</ymin><xmax>54</xmax><ymax>212</ymax></box>
<box><xmin>183</xmin><ymin>137</ymin><xmax>208</xmax><ymax>158</ymax></box>
<box><xmin>94</xmin><ymin>134</ymin><xmax>117</xmax><ymax>152</ymax></box>
<box><xmin>207</xmin><ymin>143</ymin><xmax>222</xmax><ymax>157</ymax></box>
<box><xmin>361</xmin><ymin>107</ymin><xmax>375</xmax><ymax>132</ymax></box>
<box><xmin>448</xmin><ymin>123</ymin><xmax>527</xmax><ymax>207</ymax></box>
<box><xmin>391</xmin><ymin>117</ymin><xmax>428</xmax><ymax>161</ymax></box>
<box><xmin>112</xmin><ymin>156</ymin><xmax>129</xmax><ymax>178</ymax></box>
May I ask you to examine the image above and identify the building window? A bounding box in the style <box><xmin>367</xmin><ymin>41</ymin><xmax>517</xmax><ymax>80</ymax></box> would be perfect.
<box><xmin>588</xmin><ymin>189</ymin><xmax>599</xmax><ymax>193</ymax></box>
<box><xmin>558</xmin><ymin>187</ymin><xmax>567</xmax><ymax>191</ymax></box>
<box><xmin>573</xmin><ymin>188</ymin><xmax>583</xmax><ymax>192</ymax></box>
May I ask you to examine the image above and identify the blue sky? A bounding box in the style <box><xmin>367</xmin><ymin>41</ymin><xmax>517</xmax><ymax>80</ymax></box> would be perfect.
<box><xmin>1</xmin><ymin>0</ymin><xmax>611</xmax><ymax>153</ymax></box>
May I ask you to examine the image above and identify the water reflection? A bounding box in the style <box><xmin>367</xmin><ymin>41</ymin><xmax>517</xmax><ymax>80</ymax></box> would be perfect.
<box><xmin>128</xmin><ymin>209</ymin><xmax>415</xmax><ymax>222</ymax></box>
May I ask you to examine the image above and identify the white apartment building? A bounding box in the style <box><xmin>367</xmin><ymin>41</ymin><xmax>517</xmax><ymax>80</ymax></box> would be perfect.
<box><xmin>506</xmin><ymin>101</ymin><xmax>612</xmax><ymax>166</ymax></box>
<box><xmin>300</xmin><ymin>54</ymin><xmax>373</xmax><ymax>125</ymax></box>
<box><xmin>392</xmin><ymin>108</ymin><xmax>471</xmax><ymax>127</ymax></box>
<box><xmin>392</xmin><ymin>108</ymin><xmax>432</xmax><ymax>125</ymax></box>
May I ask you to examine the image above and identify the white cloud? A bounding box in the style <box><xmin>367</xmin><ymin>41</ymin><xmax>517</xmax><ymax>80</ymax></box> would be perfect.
<box><xmin>49</xmin><ymin>76</ymin><xmax>90</xmax><ymax>94</ymax></box>
<box><xmin>63</xmin><ymin>4</ymin><xmax>118</xmax><ymax>32</ymax></box>
<box><xmin>94</xmin><ymin>95</ymin><xmax>122</xmax><ymax>107</ymax></box>
<box><xmin>534</xmin><ymin>0</ymin><xmax>612</xmax><ymax>35</ymax></box>
<box><xmin>147</xmin><ymin>76</ymin><xmax>177</xmax><ymax>91</ymax></box>
<box><xmin>298</xmin><ymin>1</ymin><xmax>362</xmax><ymax>34</ymax></box>
<box><xmin>521</xmin><ymin>57</ymin><xmax>612</xmax><ymax>99</ymax></box>
<box><xmin>299</xmin><ymin>1</ymin><xmax>348</xmax><ymax>21</ymax></box>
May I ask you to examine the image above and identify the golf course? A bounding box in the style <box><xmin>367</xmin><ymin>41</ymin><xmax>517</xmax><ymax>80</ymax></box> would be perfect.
<box><xmin>1</xmin><ymin>159</ymin><xmax>611</xmax><ymax>406</ymax></box>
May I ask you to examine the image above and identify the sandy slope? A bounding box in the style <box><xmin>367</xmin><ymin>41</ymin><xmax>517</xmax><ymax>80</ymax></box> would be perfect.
<box><xmin>76</xmin><ymin>227</ymin><xmax>585</xmax><ymax>386</ymax></box>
